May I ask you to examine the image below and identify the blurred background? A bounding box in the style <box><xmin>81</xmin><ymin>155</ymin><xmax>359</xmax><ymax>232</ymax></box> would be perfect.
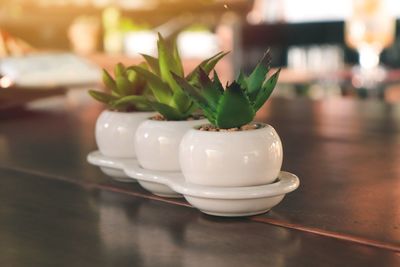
<box><xmin>1</xmin><ymin>0</ymin><xmax>400</xmax><ymax>107</ymax></box>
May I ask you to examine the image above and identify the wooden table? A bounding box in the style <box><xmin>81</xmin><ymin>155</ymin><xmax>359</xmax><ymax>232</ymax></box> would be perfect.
<box><xmin>1</xmin><ymin>93</ymin><xmax>400</xmax><ymax>266</ymax></box>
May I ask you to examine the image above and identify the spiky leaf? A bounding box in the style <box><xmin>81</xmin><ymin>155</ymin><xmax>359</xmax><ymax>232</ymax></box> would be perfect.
<box><xmin>127</xmin><ymin>70</ymin><xmax>147</xmax><ymax>95</ymax></box>
<box><xmin>126</xmin><ymin>69</ymin><xmax>137</xmax><ymax>83</ymax></box>
<box><xmin>246</xmin><ymin>50</ymin><xmax>272</xmax><ymax>101</ymax></box>
<box><xmin>236</xmin><ymin>70</ymin><xmax>247</xmax><ymax>89</ymax></box>
<box><xmin>131</xmin><ymin>66</ymin><xmax>171</xmax><ymax>104</ymax></box>
<box><xmin>149</xmin><ymin>101</ymin><xmax>187</xmax><ymax>121</ymax></box>
<box><xmin>111</xmin><ymin>95</ymin><xmax>151</xmax><ymax>111</ymax></box>
<box><xmin>186</xmin><ymin>51</ymin><xmax>229</xmax><ymax>82</ymax></box>
<box><xmin>171</xmin><ymin>38</ymin><xmax>184</xmax><ymax>77</ymax></box>
<box><xmin>253</xmin><ymin>68</ymin><xmax>280</xmax><ymax>111</ymax></box>
<box><xmin>115</xmin><ymin>76</ymin><xmax>131</xmax><ymax>96</ymax></box>
<box><xmin>114</xmin><ymin>63</ymin><xmax>126</xmax><ymax>77</ymax></box>
<box><xmin>157</xmin><ymin>33</ymin><xmax>182</xmax><ymax>93</ymax></box>
<box><xmin>215</xmin><ymin>82</ymin><xmax>255</xmax><ymax>129</ymax></box>
<box><xmin>140</xmin><ymin>54</ymin><xmax>160</xmax><ymax>75</ymax></box>
<box><xmin>172</xmin><ymin>72</ymin><xmax>216</xmax><ymax>123</ymax></box>
<box><xmin>88</xmin><ymin>90</ymin><xmax>118</xmax><ymax>104</ymax></box>
<box><xmin>102</xmin><ymin>69</ymin><xmax>117</xmax><ymax>92</ymax></box>
<box><xmin>170</xmin><ymin>91</ymin><xmax>192</xmax><ymax>114</ymax></box>
<box><xmin>196</xmin><ymin>68</ymin><xmax>222</xmax><ymax>110</ymax></box>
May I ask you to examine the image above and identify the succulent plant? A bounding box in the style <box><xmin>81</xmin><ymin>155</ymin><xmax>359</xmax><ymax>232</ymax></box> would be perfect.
<box><xmin>89</xmin><ymin>62</ymin><xmax>153</xmax><ymax>112</ymax></box>
<box><xmin>131</xmin><ymin>33</ymin><xmax>228</xmax><ymax>120</ymax></box>
<box><xmin>172</xmin><ymin>50</ymin><xmax>280</xmax><ymax>129</ymax></box>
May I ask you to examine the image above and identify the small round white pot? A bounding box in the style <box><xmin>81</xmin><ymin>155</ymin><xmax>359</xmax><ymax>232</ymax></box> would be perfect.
<box><xmin>180</xmin><ymin>123</ymin><xmax>283</xmax><ymax>187</ymax></box>
<box><xmin>135</xmin><ymin>118</ymin><xmax>208</xmax><ymax>171</ymax></box>
<box><xmin>96</xmin><ymin>110</ymin><xmax>154</xmax><ymax>158</ymax></box>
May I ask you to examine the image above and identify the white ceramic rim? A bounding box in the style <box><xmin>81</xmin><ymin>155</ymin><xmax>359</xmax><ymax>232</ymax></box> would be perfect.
<box><xmin>87</xmin><ymin>151</ymin><xmax>299</xmax><ymax>200</ymax></box>
<box><xmin>141</xmin><ymin>115</ymin><xmax>207</xmax><ymax>123</ymax></box>
<box><xmin>188</xmin><ymin>122</ymin><xmax>271</xmax><ymax>135</ymax></box>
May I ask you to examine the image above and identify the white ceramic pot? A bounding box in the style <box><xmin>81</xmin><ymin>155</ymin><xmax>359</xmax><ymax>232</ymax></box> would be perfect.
<box><xmin>135</xmin><ymin>118</ymin><xmax>207</xmax><ymax>171</ymax></box>
<box><xmin>180</xmin><ymin>123</ymin><xmax>283</xmax><ymax>187</ymax></box>
<box><xmin>134</xmin><ymin>118</ymin><xmax>207</xmax><ymax>197</ymax></box>
<box><xmin>96</xmin><ymin>110</ymin><xmax>154</xmax><ymax>158</ymax></box>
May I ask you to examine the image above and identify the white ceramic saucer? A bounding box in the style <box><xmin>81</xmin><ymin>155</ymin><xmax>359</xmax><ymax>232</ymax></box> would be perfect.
<box><xmin>87</xmin><ymin>151</ymin><xmax>300</xmax><ymax>217</ymax></box>
<box><xmin>90</xmin><ymin>155</ymin><xmax>137</xmax><ymax>183</ymax></box>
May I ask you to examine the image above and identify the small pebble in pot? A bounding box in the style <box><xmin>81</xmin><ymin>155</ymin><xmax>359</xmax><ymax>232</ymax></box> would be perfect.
<box><xmin>199</xmin><ymin>123</ymin><xmax>261</xmax><ymax>132</ymax></box>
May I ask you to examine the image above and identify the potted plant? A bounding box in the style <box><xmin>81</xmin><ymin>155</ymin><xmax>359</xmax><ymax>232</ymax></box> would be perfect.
<box><xmin>132</xmin><ymin>33</ymin><xmax>227</xmax><ymax>172</ymax></box>
<box><xmin>89</xmin><ymin>62</ymin><xmax>154</xmax><ymax>158</ymax></box>
<box><xmin>174</xmin><ymin>50</ymin><xmax>283</xmax><ymax>187</ymax></box>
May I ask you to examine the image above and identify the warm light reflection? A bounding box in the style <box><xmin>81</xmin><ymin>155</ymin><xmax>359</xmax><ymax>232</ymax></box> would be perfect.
<box><xmin>0</xmin><ymin>76</ymin><xmax>13</xmax><ymax>88</ymax></box>
<box><xmin>124</xmin><ymin>31</ymin><xmax>157</xmax><ymax>56</ymax></box>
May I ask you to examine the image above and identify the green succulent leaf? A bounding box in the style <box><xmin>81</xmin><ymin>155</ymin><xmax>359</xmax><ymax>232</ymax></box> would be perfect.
<box><xmin>253</xmin><ymin>68</ymin><xmax>281</xmax><ymax>112</ymax></box>
<box><xmin>114</xmin><ymin>62</ymin><xmax>126</xmax><ymax>77</ymax></box>
<box><xmin>196</xmin><ymin>68</ymin><xmax>222</xmax><ymax>110</ymax></box>
<box><xmin>88</xmin><ymin>90</ymin><xmax>118</xmax><ymax>105</ymax></box>
<box><xmin>171</xmin><ymin>38</ymin><xmax>184</xmax><ymax>77</ymax></box>
<box><xmin>171</xmin><ymin>72</ymin><xmax>216</xmax><ymax>123</ymax></box>
<box><xmin>157</xmin><ymin>33</ymin><xmax>182</xmax><ymax>93</ymax></box>
<box><xmin>102</xmin><ymin>69</ymin><xmax>117</xmax><ymax>92</ymax></box>
<box><xmin>115</xmin><ymin>76</ymin><xmax>132</xmax><ymax>96</ymax></box>
<box><xmin>170</xmin><ymin>90</ymin><xmax>192</xmax><ymax>114</ymax></box>
<box><xmin>236</xmin><ymin>71</ymin><xmax>247</xmax><ymax>89</ymax></box>
<box><xmin>215</xmin><ymin>82</ymin><xmax>255</xmax><ymax>129</ymax></box>
<box><xmin>126</xmin><ymin>69</ymin><xmax>137</xmax><ymax>83</ymax></box>
<box><xmin>149</xmin><ymin>101</ymin><xmax>188</xmax><ymax>121</ymax></box>
<box><xmin>131</xmin><ymin>66</ymin><xmax>172</xmax><ymax>104</ymax></box>
<box><xmin>211</xmin><ymin>69</ymin><xmax>223</xmax><ymax>89</ymax></box>
<box><xmin>91</xmin><ymin>61</ymin><xmax>156</xmax><ymax>112</ymax></box>
<box><xmin>126</xmin><ymin>33</ymin><xmax>227</xmax><ymax>120</ymax></box>
<box><xmin>141</xmin><ymin>85</ymin><xmax>154</xmax><ymax>98</ymax></box>
<box><xmin>140</xmin><ymin>54</ymin><xmax>160</xmax><ymax>75</ymax></box>
<box><xmin>247</xmin><ymin>50</ymin><xmax>271</xmax><ymax>98</ymax></box>
<box><xmin>111</xmin><ymin>95</ymin><xmax>151</xmax><ymax>110</ymax></box>
<box><xmin>186</xmin><ymin>51</ymin><xmax>229</xmax><ymax>82</ymax></box>
<box><xmin>169</xmin><ymin>49</ymin><xmax>280</xmax><ymax>127</ymax></box>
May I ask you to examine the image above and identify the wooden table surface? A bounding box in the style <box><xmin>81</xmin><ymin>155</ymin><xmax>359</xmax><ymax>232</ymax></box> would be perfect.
<box><xmin>1</xmin><ymin>93</ymin><xmax>400</xmax><ymax>267</ymax></box>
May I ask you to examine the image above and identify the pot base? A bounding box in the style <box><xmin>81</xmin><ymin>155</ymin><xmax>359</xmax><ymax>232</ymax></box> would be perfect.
<box><xmin>184</xmin><ymin>195</ymin><xmax>284</xmax><ymax>217</ymax></box>
<box><xmin>87</xmin><ymin>151</ymin><xmax>299</xmax><ymax>217</ymax></box>
<box><xmin>137</xmin><ymin>180</ymin><xmax>183</xmax><ymax>198</ymax></box>
<box><xmin>201</xmin><ymin>209</ymin><xmax>270</xmax><ymax>217</ymax></box>
<box><xmin>100</xmin><ymin>167</ymin><xmax>136</xmax><ymax>183</ymax></box>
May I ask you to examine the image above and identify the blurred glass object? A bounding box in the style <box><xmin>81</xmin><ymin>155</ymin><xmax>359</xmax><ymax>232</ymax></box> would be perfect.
<box><xmin>68</xmin><ymin>16</ymin><xmax>101</xmax><ymax>54</ymax></box>
<box><xmin>288</xmin><ymin>45</ymin><xmax>344</xmax><ymax>74</ymax></box>
<box><xmin>248</xmin><ymin>0</ymin><xmax>399</xmax><ymax>24</ymax></box>
<box><xmin>287</xmin><ymin>45</ymin><xmax>344</xmax><ymax>99</ymax></box>
<box><xmin>345</xmin><ymin>0</ymin><xmax>396</xmax><ymax>89</ymax></box>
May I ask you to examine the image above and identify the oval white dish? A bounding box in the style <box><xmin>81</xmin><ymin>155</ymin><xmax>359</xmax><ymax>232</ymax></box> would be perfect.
<box><xmin>87</xmin><ymin>151</ymin><xmax>299</xmax><ymax>217</ymax></box>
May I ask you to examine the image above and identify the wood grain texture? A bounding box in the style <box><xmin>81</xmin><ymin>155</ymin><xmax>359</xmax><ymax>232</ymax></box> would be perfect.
<box><xmin>1</xmin><ymin>168</ymin><xmax>400</xmax><ymax>267</ymax></box>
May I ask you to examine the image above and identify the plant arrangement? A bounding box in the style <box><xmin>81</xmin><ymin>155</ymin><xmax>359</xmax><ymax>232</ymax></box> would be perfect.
<box><xmin>172</xmin><ymin>49</ymin><xmax>280</xmax><ymax>129</ymax></box>
<box><xmin>89</xmin><ymin>62</ymin><xmax>153</xmax><ymax>112</ymax></box>
<box><xmin>131</xmin><ymin>33</ymin><xmax>228</xmax><ymax>120</ymax></box>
